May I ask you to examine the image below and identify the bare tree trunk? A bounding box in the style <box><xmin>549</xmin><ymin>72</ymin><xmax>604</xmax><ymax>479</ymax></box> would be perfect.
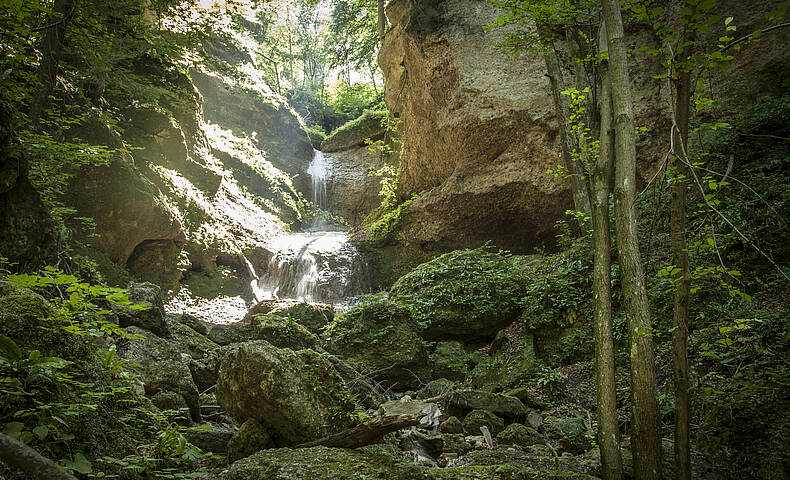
<box><xmin>378</xmin><ymin>0</ymin><xmax>387</xmax><ymax>42</ymax></box>
<box><xmin>600</xmin><ymin>1</ymin><xmax>662</xmax><ymax>478</ymax></box>
<box><xmin>30</xmin><ymin>0</ymin><xmax>76</xmax><ymax>128</ymax></box>
<box><xmin>298</xmin><ymin>414</ymin><xmax>422</xmax><ymax>449</ymax></box>
<box><xmin>671</xmin><ymin>58</ymin><xmax>693</xmax><ymax>480</ymax></box>
<box><xmin>592</xmin><ymin>19</ymin><xmax>623</xmax><ymax>480</ymax></box>
<box><xmin>537</xmin><ymin>25</ymin><xmax>591</xmax><ymax>214</ymax></box>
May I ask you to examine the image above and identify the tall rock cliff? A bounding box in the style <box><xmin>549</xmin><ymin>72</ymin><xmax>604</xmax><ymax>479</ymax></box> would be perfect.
<box><xmin>379</xmin><ymin>0</ymin><xmax>572</xmax><ymax>254</ymax></box>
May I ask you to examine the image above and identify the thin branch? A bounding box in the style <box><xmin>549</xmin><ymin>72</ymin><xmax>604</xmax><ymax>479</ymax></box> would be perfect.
<box><xmin>719</xmin><ymin>22</ymin><xmax>790</xmax><ymax>53</ymax></box>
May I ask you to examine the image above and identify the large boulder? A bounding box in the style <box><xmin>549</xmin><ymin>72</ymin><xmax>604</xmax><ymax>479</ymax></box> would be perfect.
<box><xmin>321</xmin><ymin>110</ymin><xmax>387</xmax><ymax>153</ymax></box>
<box><xmin>446</xmin><ymin>389</ymin><xmax>528</xmax><ymax>420</ymax></box>
<box><xmin>250</xmin><ymin>313</ymin><xmax>322</xmax><ymax>351</ymax></box>
<box><xmin>389</xmin><ymin>248</ymin><xmax>524</xmax><ymax>340</ymax></box>
<box><xmin>215</xmin><ymin>341</ymin><xmax>360</xmax><ymax>445</ymax></box>
<box><xmin>323</xmin><ymin>293</ymin><xmax>428</xmax><ymax>389</ymax></box>
<box><xmin>227</xmin><ymin>418</ymin><xmax>275</xmax><ymax>462</ymax></box>
<box><xmin>207</xmin><ymin>322</ymin><xmax>253</xmax><ymax>346</ymax></box>
<box><xmin>264</xmin><ymin>302</ymin><xmax>334</xmax><ymax>335</ymax></box>
<box><xmin>462</xmin><ymin>409</ymin><xmax>504</xmax><ymax>436</ymax></box>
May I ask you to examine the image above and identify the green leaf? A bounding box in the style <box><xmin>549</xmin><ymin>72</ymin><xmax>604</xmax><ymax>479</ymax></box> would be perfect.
<box><xmin>0</xmin><ymin>335</ymin><xmax>23</xmax><ymax>361</ymax></box>
<box><xmin>32</xmin><ymin>424</ymin><xmax>48</xmax><ymax>441</ymax></box>
<box><xmin>63</xmin><ymin>453</ymin><xmax>93</xmax><ymax>474</ymax></box>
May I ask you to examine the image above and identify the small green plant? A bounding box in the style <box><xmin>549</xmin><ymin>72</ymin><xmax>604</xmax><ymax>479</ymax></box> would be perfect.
<box><xmin>535</xmin><ymin>365</ymin><xmax>567</xmax><ymax>398</ymax></box>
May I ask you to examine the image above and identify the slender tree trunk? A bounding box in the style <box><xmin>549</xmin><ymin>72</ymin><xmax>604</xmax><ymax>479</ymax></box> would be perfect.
<box><xmin>287</xmin><ymin>6</ymin><xmax>294</xmax><ymax>82</ymax></box>
<box><xmin>30</xmin><ymin>0</ymin><xmax>75</xmax><ymax>128</ymax></box>
<box><xmin>538</xmin><ymin>25</ymin><xmax>591</xmax><ymax>214</ymax></box>
<box><xmin>671</xmin><ymin>57</ymin><xmax>693</xmax><ymax>480</ymax></box>
<box><xmin>593</xmin><ymin>19</ymin><xmax>623</xmax><ymax>480</ymax></box>
<box><xmin>600</xmin><ymin>1</ymin><xmax>662</xmax><ymax>478</ymax></box>
<box><xmin>378</xmin><ymin>0</ymin><xmax>387</xmax><ymax>42</ymax></box>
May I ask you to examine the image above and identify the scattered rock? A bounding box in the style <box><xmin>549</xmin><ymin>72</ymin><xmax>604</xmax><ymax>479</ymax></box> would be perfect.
<box><xmin>496</xmin><ymin>423</ymin><xmax>542</xmax><ymax>448</ymax></box>
<box><xmin>113</xmin><ymin>282</ymin><xmax>170</xmax><ymax>337</ymax></box>
<box><xmin>227</xmin><ymin>418</ymin><xmax>275</xmax><ymax>462</ymax></box>
<box><xmin>503</xmin><ymin>386</ymin><xmax>548</xmax><ymax>410</ymax></box>
<box><xmin>448</xmin><ymin>389</ymin><xmax>528</xmax><ymax>419</ymax></box>
<box><xmin>548</xmin><ymin>416</ymin><xmax>591</xmax><ymax>455</ymax></box>
<box><xmin>439</xmin><ymin>416</ymin><xmax>463</xmax><ymax>434</ymax></box>
<box><xmin>207</xmin><ymin>322</ymin><xmax>253</xmax><ymax>346</ymax></box>
<box><xmin>144</xmin><ymin>360</ymin><xmax>201</xmax><ymax>422</ymax></box>
<box><xmin>526</xmin><ymin>410</ymin><xmax>543</xmax><ymax>430</ymax></box>
<box><xmin>266</xmin><ymin>302</ymin><xmax>334</xmax><ymax>335</ymax></box>
<box><xmin>185</xmin><ymin>423</ymin><xmax>235</xmax><ymax>455</ymax></box>
<box><xmin>462</xmin><ymin>410</ymin><xmax>505</xmax><ymax>436</ymax></box>
<box><xmin>440</xmin><ymin>433</ymin><xmax>471</xmax><ymax>455</ymax></box>
<box><xmin>251</xmin><ymin>313</ymin><xmax>322</xmax><ymax>351</ymax></box>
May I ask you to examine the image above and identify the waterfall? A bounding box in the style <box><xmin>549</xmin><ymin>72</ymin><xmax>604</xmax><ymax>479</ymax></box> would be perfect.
<box><xmin>256</xmin><ymin>149</ymin><xmax>369</xmax><ymax>304</ymax></box>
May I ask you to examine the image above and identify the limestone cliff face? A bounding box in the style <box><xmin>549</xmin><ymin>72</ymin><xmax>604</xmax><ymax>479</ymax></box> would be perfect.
<box><xmin>379</xmin><ymin>0</ymin><xmax>573</xmax><ymax>253</ymax></box>
<box><xmin>62</xmin><ymin>32</ymin><xmax>314</xmax><ymax>289</ymax></box>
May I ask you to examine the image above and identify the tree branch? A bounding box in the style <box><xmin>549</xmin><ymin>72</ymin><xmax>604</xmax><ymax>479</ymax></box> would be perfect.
<box><xmin>0</xmin><ymin>433</ymin><xmax>78</xmax><ymax>480</ymax></box>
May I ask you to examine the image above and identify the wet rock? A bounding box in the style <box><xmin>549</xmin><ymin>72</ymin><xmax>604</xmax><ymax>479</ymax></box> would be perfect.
<box><xmin>177</xmin><ymin>312</ymin><xmax>210</xmax><ymax>335</ymax></box>
<box><xmin>439</xmin><ymin>416</ymin><xmax>463</xmax><ymax>435</ymax></box>
<box><xmin>250</xmin><ymin>313</ymin><xmax>322</xmax><ymax>351</ymax></box>
<box><xmin>448</xmin><ymin>389</ymin><xmax>528</xmax><ymax>420</ymax></box>
<box><xmin>496</xmin><ymin>423</ymin><xmax>542</xmax><ymax>448</ymax></box>
<box><xmin>207</xmin><ymin>322</ymin><xmax>253</xmax><ymax>346</ymax></box>
<box><xmin>114</xmin><ymin>282</ymin><xmax>170</xmax><ymax>337</ymax></box>
<box><xmin>167</xmin><ymin>317</ymin><xmax>220</xmax><ymax>360</ymax></box>
<box><xmin>116</xmin><ymin>326</ymin><xmax>181</xmax><ymax>371</ymax></box>
<box><xmin>321</xmin><ymin>110</ymin><xmax>387</xmax><ymax>153</ymax></box>
<box><xmin>144</xmin><ymin>360</ymin><xmax>201</xmax><ymax>422</ymax></box>
<box><xmin>462</xmin><ymin>410</ymin><xmax>504</xmax><ymax>436</ymax></box>
<box><xmin>441</xmin><ymin>433</ymin><xmax>471</xmax><ymax>455</ymax></box>
<box><xmin>323</xmin><ymin>293</ymin><xmax>428</xmax><ymax>389</ymax></box>
<box><xmin>227</xmin><ymin>419</ymin><xmax>275</xmax><ymax>462</ymax></box>
<box><xmin>215</xmin><ymin>341</ymin><xmax>359</xmax><ymax>445</ymax></box>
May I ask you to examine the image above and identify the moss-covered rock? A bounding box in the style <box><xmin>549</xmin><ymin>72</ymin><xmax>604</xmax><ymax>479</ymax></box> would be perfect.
<box><xmin>112</xmin><ymin>282</ymin><xmax>170</xmax><ymax>337</ymax></box>
<box><xmin>462</xmin><ymin>409</ymin><xmax>505</xmax><ymax>436</ymax></box>
<box><xmin>547</xmin><ymin>416</ymin><xmax>590</xmax><ymax>454</ymax></box>
<box><xmin>224</xmin><ymin>445</ymin><xmax>425</xmax><ymax>480</ymax></box>
<box><xmin>323</xmin><ymin>293</ymin><xmax>428</xmax><ymax>389</ymax></box>
<box><xmin>448</xmin><ymin>390</ymin><xmax>528</xmax><ymax>420</ymax></box>
<box><xmin>439</xmin><ymin>416</ymin><xmax>463</xmax><ymax>434</ymax></box>
<box><xmin>228</xmin><ymin>418</ymin><xmax>275</xmax><ymax>462</ymax></box>
<box><xmin>430</xmin><ymin>341</ymin><xmax>478</xmax><ymax>381</ymax></box>
<box><xmin>496</xmin><ymin>423</ymin><xmax>541</xmax><ymax>447</ymax></box>
<box><xmin>185</xmin><ymin>422</ymin><xmax>235</xmax><ymax>455</ymax></box>
<box><xmin>268</xmin><ymin>302</ymin><xmax>334</xmax><ymax>335</ymax></box>
<box><xmin>321</xmin><ymin>110</ymin><xmax>387</xmax><ymax>153</ymax></box>
<box><xmin>207</xmin><ymin>322</ymin><xmax>253</xmax><ymax>346</ymax></box>
<box><xmin>389</xmin><ymin>248</ymin><xmax>525</xmax><ymax>341</ymax></box>
<box><xmin>116</xmin><ymin>325</ymin><xmax>182</xmax><ymax>371</ymax></box>
<box><xmin>215</xmin><ymin>341</ymin><xmax>360</xmax><ymax>445</ymax></box>
<box><xmin>167</xmin><ymin>316</ymin><xmax>220</xmax><ymax>360</ymax></box>
<box><xmin>469</xmin><ymin>334</ymin><xmax>536</xmax><ymax>391</ymax></box>
<box><xmin>144</xmin><ymin>360</ymin><xmax>201</xmax><ymax>422</ymax></box>
<box><xmin>251</xmin><ymin>313</ymin><xmax>322</xmax><ymax>351</ymax></box>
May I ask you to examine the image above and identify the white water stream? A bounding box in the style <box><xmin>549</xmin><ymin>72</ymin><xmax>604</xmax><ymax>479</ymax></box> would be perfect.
<box><xmin>255</xmin><ymin>150</ymin><xmax>369</xmax><ymax>304</ymax></box>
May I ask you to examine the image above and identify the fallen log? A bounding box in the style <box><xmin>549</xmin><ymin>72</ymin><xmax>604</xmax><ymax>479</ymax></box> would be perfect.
<box><xmin>0</xmin><ymin>433</ymin><xmax>77</xmax><ymax>480</ymax></box>
<box><xmin>297</xmin><ymin>414</ymin><xmax>423</xmax><ymax>449</ymax></box>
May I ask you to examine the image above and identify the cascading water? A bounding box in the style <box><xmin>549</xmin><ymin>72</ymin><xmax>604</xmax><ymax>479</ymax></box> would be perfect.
<box><xmin>257</xmin><ymin>150</ymin><xmax>369</xmax><ymax>304</ymax></box>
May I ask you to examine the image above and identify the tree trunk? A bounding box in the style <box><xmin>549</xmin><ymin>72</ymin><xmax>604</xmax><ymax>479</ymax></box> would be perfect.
<box><xmin>378</xmin><ymin>0</ymin><xmax>387</xmax><ymax>42</ymax></box>
<box><xmin>537</xmin><ymin>25</ymin><xmax>591</xmax><ymax>214</ymax></box>
<box><xmin>30</xmin><ymin>0</ymin><xmax>76</xmax><ymax>128</ymax></box>
<box><xmin>592</xmin><ymin>19</ymin><xmax>623</xmax><ymax>480</ymax></box>
<box><xmin>671</xmin><ymin>57</ymin><xmax>693</xmax><ymax>480</ymax></box>
<box><xmin>0</xmin><ymin>433</ymin><xmax>77</xmax><ymax>480</ymax></box>
<box><xmin>600</xmin><ymin>1</ymin><xmax>662</xmax><ymax>478</ymax></box>
<box><xmin>298</xmin><ymin>414</ymin><xmax>422</xmax><ymax>449</ymax></box>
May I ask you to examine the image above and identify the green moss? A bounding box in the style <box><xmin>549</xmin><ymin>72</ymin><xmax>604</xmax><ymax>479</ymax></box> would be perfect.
<box><xmin>268</xmin><ymin>302</ymin><xmax>333</xmax><ymax>335</ymax></box>
<box><xmin>390</xmin><ymin>247</ymin><xmax>525</xmax><ymax>340</ymax></box>
<box><xmin>251</xmin><ymin>313</ymin><xmax>321</xmax><ymax>350</ymax></box>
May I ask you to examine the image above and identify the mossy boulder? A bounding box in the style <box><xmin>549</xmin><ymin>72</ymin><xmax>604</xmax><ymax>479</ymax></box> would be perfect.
<box><xmin>228</xmin><ymin>418</ymin><xmax>275</xmax><ymax>462</ymax></box>
<box><xmin>389</xmin><ymin>248</ymin><xmax>525</xmax><ymax>341</ymax></box>
<box><xmin>207</xmin><ymin>322</ymin><xmax>253</xmax><ymax>346</ymax></box>
<box><xmin>323</xmin><ymin>293</ymin><xmax>428</xmax><ymax>389</ymax></box>
<box><xmin>113</xmin><ymin>282</ymin><xmax>170</xmax><ymax>337</ymax></box>
<box><xmin>251</xmin><ymin>314</ymin><xmax>321</xmax><ymax>351</ymax></box>
<box><xmin>116</xmin><ymin>325</ymin><xmax>182</xmax><ymax>371</ymax></box>
<box><xmin>469</xmin><ymin>334</ymin><xmax>536</xmax><ymax>391</ymax></box>
<box><xmin>167</xmin><ymin>316</ymin><xmax>220</xmax><ymax>360</ymax></box>
<box><xmin>215</xmin><ymin>341</ymin><xmax>360</xmax><ymax>445</ymax></box>
<box><xmin>439</xmin><ymin>416</ymin><xmax>463</xmax><ymax>434</ymax></box>
<box><xmin>547</xmin><ymin>416</ymin><xmax>590</xmax><ymax>454</ymax></box>
<box><xmin>462</xmin><ymin>409</ymin><xmax>505</xmax><ymax>436</ymax></box>
<box><xmin>496</xmin><ymin>423</ymin><xmax>541</xmax><ymax>447</ymax></box>
<box><xmin>185</xmin><ymin>423</ymin><xmax>235</xmax><ymax>455</ymax></box>
<box><xmin>268</xmin><ymin>302</ymin><xmax>334</xmax><ymax>335</ymax></box>
<box><xmin>224</xmin><ymin>446</ymin><xmax>426</xmax><ymax>480</ymax></box>
<box><xmin>144</xmin><ymin>360</ymin><xmax>201</xmax><ymax>422</ymax></box>
<box><xmin>448</xmin><ymin>390</ymin><xmax>528</xmax><ymax>420</ymax></box>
